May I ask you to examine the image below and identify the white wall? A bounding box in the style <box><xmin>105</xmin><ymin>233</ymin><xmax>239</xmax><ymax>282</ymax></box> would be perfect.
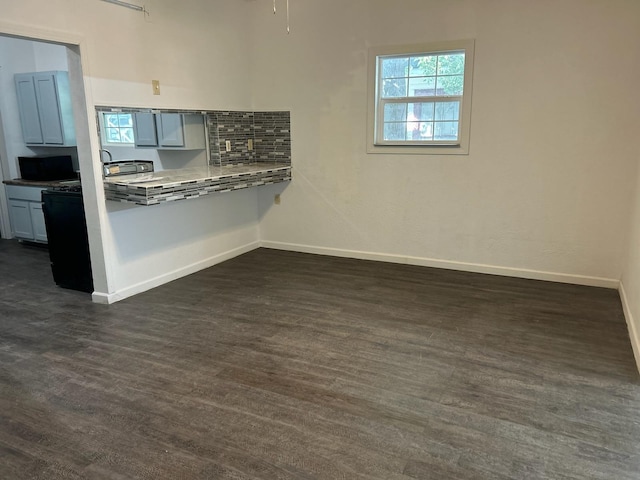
<box><xmin>621</xmin><ymin>157</ymin><xmax>640</xmax><ymax>372</ymax></box>
<box><xmin>33</xmin><ymin>40</ymin><xmax>69</xmax><ymax>72</ymax></box>
<box><xmin>253</xmin><ymin>0</ymin><xmax>640</xmax><ymax>287</ymax></box>
<box><xmin>0</xmin><ymin>0</ymin><xmax>258</xmax><ymax>301</ymax></box>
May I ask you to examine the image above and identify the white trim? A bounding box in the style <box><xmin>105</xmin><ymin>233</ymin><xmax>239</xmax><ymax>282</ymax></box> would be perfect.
<box><xmin>618</xmin><ymin>281</ymin><xmax>640</xmax><ymax>375</ymax></box>
<box><xmin>91</xmin><ymin>240</ymin><xmax>260</xmax><ymax>304</ymax></box>
<box><xmin>260</xmin><ymin>240</ymin><xmax>620</xmax><ymax>289</ymax></box>
<box><xmin>0</xmin><ymin>21</ymin><xmax>84</xmax><ymax>47</ymax></box>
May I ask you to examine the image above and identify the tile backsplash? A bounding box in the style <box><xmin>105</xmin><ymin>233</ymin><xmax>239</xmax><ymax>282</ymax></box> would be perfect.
<box><xmin>208</xmin><ymin>111</ymin><xmax>291</xmax><ymax>167</ymax></box>
<box><xmin>254</xmin><ymin>112</ymin><xmax>291</xmax><ymax>164</ymax></box>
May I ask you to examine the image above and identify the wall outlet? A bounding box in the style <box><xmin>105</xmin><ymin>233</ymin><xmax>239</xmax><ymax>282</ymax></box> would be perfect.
<box><xmin>274</xmin><ymin>194</ymin><xmax>281</xmax><ymax>205</ymax></box>
<box><xmin>225</xmin><ymin>140</ymin><xmax>231</xmax><ymax>152</ymax></box>
<box><xmin>152</xmin><ymin>80</ymin><xmax>160</xmax><ymax>95</ymax></box>
<box><xmin>248</xmin><ymin>138</ymin><xmax>253</xmax><ymax>151</ymax></box>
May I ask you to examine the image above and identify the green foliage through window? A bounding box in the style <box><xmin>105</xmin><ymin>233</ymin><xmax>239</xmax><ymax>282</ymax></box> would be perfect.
<box><xmin>378</xmin><ymin>50</ymin><xmax>465</xmax><ymax>143</ymax></box>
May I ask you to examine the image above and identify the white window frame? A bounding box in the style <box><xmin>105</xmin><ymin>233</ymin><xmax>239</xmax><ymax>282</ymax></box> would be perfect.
<box><xmin>367</xmin><ymin>39</ymin><xmax>475</xmax><ymax>155</ymax></box>
<box><xmin>98</xmin><ymin>111</ymin><xmax>135</xmax><ymax>146</ymax></box>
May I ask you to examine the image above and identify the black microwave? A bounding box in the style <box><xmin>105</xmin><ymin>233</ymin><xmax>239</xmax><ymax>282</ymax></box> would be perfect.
<box><xmin>18</xmin><ymin>155</ymin><xmax>75</xmax><ymax>181</ymax></box>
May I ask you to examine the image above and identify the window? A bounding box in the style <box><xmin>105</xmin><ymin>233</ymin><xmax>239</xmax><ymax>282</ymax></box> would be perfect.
<box><xmin>367</xmin><ymin>40</ymin><xmax>474</xmax><ymax>155</ymax></box>
<box><xmin>100</xmin><ymin>112</ymin><xmax>134</xmax><ymax>145</ymax></box>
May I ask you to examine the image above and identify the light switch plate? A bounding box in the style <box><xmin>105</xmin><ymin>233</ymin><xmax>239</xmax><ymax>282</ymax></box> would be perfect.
<box><xmin>152</xmin><ymin>80</ymin><xmax>160</xmax><ymax>95</ymax></box>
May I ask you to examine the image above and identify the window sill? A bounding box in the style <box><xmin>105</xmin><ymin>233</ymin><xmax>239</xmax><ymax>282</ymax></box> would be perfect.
<box><xmin>366</xmin><ymin>143</ymin><xmax>469</xmax><ymax>155</ymax></box>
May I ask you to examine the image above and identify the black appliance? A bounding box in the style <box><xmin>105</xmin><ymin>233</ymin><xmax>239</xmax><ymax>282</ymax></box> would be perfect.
<box><xmin>42</xmin><ymin>185</ymin><xmax>93</xmax><ymax>293</ymax></box>
<box><xmin>18</xmin><ymin>155</ymin><xmax>75</xmax><ymax>181</ymax></box>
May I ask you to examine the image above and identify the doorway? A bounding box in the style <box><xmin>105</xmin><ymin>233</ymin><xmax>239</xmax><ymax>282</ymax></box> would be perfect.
<box><xmin>0</xmin><ymin>30</ymin><xmax>106</xmax><ymax>297</ymax></box>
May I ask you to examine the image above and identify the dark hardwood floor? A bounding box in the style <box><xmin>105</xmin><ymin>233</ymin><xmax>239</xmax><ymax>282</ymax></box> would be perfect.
<box><xmin>1</xmin><ymin>238</ymin><xmax>639</xmax><ymax>479</ymax></box>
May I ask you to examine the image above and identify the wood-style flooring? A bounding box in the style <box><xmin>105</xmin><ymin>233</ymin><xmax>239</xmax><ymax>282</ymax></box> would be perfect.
<box><xmin>1</xmin><ymin>238</ymin><xmax>639</xmax><ymax>479</ymax></box>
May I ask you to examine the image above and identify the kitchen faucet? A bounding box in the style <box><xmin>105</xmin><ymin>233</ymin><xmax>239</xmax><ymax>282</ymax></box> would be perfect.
<box><xmin>99</xmin><ymin>149</ymin><xmax>112</xmax><ymax>164</ymax></box>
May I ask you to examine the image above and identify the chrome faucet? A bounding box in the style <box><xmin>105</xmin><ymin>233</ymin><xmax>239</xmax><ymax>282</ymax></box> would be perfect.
<box><xmin>99</xmin><ymin>149</ymin><xmax>113</xmax><ymax>164</ymax></box>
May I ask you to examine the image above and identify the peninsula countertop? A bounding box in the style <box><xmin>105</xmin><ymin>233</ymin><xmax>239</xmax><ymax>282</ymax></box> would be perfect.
<box><xmin>104</xmin><ymin>162</ymin><xmax>291</xmax><ymax>206</ymax></box>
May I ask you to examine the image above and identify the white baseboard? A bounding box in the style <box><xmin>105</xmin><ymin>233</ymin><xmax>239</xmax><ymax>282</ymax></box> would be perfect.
<box><xmin>619</xmin><ymin>282</ymin><xmax>640</xmax><ymax>375</ymax></box>
<box><xmin>91</xmin><ymin>291</ymin><xmax>111</xmax><ymax>304</ymax></box>
<box><xmin>91</xmin><ymin>240</ymin><xmax>260</xmax><ymax>304</ymax></box>
<box><xmin>259</xmin><ymin>241</ymin><xmax>620</xmax><ymax>289</ymax></box>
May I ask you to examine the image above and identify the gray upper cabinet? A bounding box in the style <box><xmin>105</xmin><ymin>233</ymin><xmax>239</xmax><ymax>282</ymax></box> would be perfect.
<box><xmin>133</xmin><ymin>112</ymin><xmax>158</xmax><ymax>147</ymax></box>
<box><xmin>156</xmin><ymin>113</ymin><xmax>185</xmax><ymax>147</ymax></box>
<box><xmin>133</xmin><ymin>112</ymin><xmax>205</xmax><ymax>150</ymax></box>
<box><xmin>14</xmin><ymin>71</ymin><xmax>76</xmax><ymax>147</ymax></box>
<box><xmin>15</xmin><ymin>75</ymin><xmax>43</xmax><ymax>144</ymax></box>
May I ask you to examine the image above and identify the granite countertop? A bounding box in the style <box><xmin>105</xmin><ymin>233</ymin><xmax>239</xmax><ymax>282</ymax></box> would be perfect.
<box><xmin>3</xmin><ymin>178</ymin><xmax>81</xmax><ymax>188</ymax></box>
<box><xmin>104</xmin><ymin>162</ymin><xmax>291</xmax><ymax>206</ymax></box>
<box><xmin>104</xmin><ymin>162</ymin><xmax>290</xmax><ymax>188</ymax></box>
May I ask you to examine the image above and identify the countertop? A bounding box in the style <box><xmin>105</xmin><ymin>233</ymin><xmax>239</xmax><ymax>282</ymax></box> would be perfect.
<box><xmin>3</xmin><ymin>178</ymin><xmax>81</xmax><ymax>188</ymax></box>
<box><xmin>104</xmin><ymin>162</ymin><xmax>291</xmax><ymax>206</ymax></box>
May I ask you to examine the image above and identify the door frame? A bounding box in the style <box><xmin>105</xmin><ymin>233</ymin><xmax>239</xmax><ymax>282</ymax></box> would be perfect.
<box><xmin>0</xmin><ymin>105</ymin><xmax>12</xmax><ymax>238</ymax></box>
<box><xmin>0</xmin><ymin>20</ymin><xmax>110</xmax><ymax>297</ymax></box>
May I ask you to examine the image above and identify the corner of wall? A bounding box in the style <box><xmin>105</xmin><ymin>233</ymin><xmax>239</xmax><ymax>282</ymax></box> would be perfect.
<box><xmin>619</xmin><ymin>281</ymin><xmax>640</xmax><ymax>375</ymax></box>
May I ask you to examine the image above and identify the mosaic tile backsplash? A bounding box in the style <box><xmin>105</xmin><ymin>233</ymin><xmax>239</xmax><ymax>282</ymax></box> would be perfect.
<box><xmin>254</xmin><ymin>112</ymin><xmax>291</xmax><ymax>164</ymax></box>
<box><xmin>208</xmin><ymin>111</ymin><xmax>291</xmax><ymax>167</ymax></box>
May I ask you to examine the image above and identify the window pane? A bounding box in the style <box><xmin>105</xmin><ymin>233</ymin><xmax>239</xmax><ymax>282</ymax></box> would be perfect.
<box><xmin>382</xmin><ymin>78</ymin><xmax>407</xmax><ymax>98</ymax></box>
<box><xmin>437</xmin><ymin>53</ymin><xmax>465</xmax><ymax>75</ymax></box>
<box><xmin>408</xmin><ymin>103</ymin><xmax>435</xmax><ymax>121</ymax></box>
<box><xmin>118</xmin><ymin>114</ymin><xmax>132</xmax><ymax>127</ymax></box>
<box><xmin>104</xmin><ymin>114</ymin><xmax>119</xmax><ymax>128</ymax></box>
<box><xmin>381</xmin><ymin>57</ymin><xmax>408</xmax><ymax>79</ymax></box>
<box><xmin>384</xmin><ymin>103</ymin><xmax>407</xmax><ymax>122</ymax></box>
<box><xmin>406</xmin><ymin>122</ymin><xmax>422</xmax><ymax>140</ymax></box>
<box><xmin>434</xmin><ymin>121</ymin><xmax>459</xmax><ymax>141</ymax></box>
<box><xmin>408</xmin><ymin>77</ymin><xmax>436</xmax><ymax>97</ymax></box>
<box><xmin>121</xmin><ymin>128</ymin><xmax>135</xmax><ymax>143</ymax></box>
<box><xmin>105</xmin><ymin>128</ymin><xmax>120</xmax><ymax>142</ymax></box>
<box><xmin>435</xmin><ymin>101</ymin><xmax>460</xmax><ymax>121</ymax></box>
<box><xmin>420</xmin><ymin>122</ymin><xmax>434</xmax><ymax>140</ymax></box>
<box><xmin>436</xmin><ymin>75</ymin><xmax>464</xmax><ymax>96</ymax></box>
<box><xmin>384</xmin><ymin>123</ymin><xmax>406</xmax><ymax>141</ymax></box>
<box><xmin>410</xmin><ymin>55</ymin><xmax>437</xmax><ymax>76</ymax></box>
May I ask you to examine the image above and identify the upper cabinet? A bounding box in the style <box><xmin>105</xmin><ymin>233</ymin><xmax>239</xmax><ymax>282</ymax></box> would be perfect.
<box><xmin>133</xmin><ymin>112</ymin><xmax>205</xmax><ymax>150</ymax></box>
<box><xmin>14</xmin><ymin>71</ymin><xmax>76</xmax><ymax>147</ymax></box>
<box><xmin>132</xmin><ymin>112</ymin><xmax>158</xmax><ymax>147</ymax></box>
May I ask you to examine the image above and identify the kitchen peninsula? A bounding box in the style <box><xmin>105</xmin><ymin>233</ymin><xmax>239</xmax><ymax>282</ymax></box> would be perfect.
<box><xmin>98</xmin><ymin>108</ymin><xmax>292</xmax><ymax>206</ymax></box>
<box><xmin>104</xmin><ymin>162</ymin><xmax>291</xmax><ymax>205</ymax></box>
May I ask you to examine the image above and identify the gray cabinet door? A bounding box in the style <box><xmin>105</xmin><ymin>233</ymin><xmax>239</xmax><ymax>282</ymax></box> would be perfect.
<box><xmin>133</xmin><ymin>112</ymin><xmax>158</xmax><ymax>147</ymax></box>
<box><xmin>14</xmin><ymin>71</ymin><xmax>75</xmax><ymax>146</ymax></box>
<box><xmin>14</xmin><ymin>74</ymin><xmax>44</xmax><ymax>144</ymax></box>
<box><xmin>30</xmin><ymin>202</ymin><xmax>48</xmax><ymax>243</ymax></box>
<box><xmin>33</xmin><ymin>73</ymin><xmax>65</xmax><ymax>145</ymax></box>
<box><xmin>8</xmin><ymin>200</ymin><xmax>34</xmax><ymax>241</ymax></box>
<box><xmin>130</xmin><ymin>113</ymin><xmax>203</xmax><ymax>149</ymax></box>
<box><xmin>157</xmin><ymin>113</ymin><xmax>185</xmax><ymax>147</ymax></box>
